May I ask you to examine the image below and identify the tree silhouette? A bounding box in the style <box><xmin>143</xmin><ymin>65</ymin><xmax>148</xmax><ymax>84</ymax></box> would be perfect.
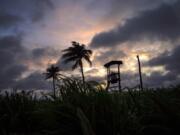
<box><xmin>45</xmin><ymin>65</ymin><xmax>60</xmax><ymax>98</ymax></box>
<box><xmin>62</xmin><ymin>41</ymin><xmax>92</xmax><ymax>84</ymax></box>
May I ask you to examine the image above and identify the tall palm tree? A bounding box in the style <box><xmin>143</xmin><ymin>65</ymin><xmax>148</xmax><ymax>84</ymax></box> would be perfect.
<box><xmin>62</xmin><ymin>41</ymin><xmax>92</xmax><ymax>84</ymax></box>
<box><xmin>45</xmin><ymin>65</ymin><xmax>60</xmax><ymax>98</ymax></box>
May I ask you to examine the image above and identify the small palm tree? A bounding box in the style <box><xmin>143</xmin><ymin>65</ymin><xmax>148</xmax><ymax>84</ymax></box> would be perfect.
<box><xmin>45</xmin><ymin>65</ymin><xmax>60</xmax><ymax>98</ymax></box>
<box><xmin>62</xmin><ymin>41</ymin><xmax>92</xmax><ymax>84</ymax></box>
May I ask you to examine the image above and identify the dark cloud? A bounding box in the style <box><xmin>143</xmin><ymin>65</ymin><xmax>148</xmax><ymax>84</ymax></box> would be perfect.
<box><xmin>143</xmin><ymin>72</ymin><xmax>178</xmax><ymax>87</ymax></box>
<box><xmin>29</xmin><ymin>0</ymin><xmax>54</xmax><ymax>22</ymax></box>
<box><xmin>86</xmin><ymin>75</ymin><xmax>105</xmax><ymax>83</ymax></box>
<box><xmin>0</xmin><ymin>65</ymin><xmax>27</xmax><ymax>89</ymax></box>
<box><xmin>139</xmin><ymin>45</ymin><xmax>180</xmax><ymax>87</ymax></box>
<box><xmin>120</xmin><ymin>71</ymin><xmax>178</xmax><ymax>88</ymax></box>
<box><xmin>87</xmin><ymin>0</ymin><xmax>173</xmax><ymax>19</ymax></box>
<box><xmin>0</xmin><ymin>0</ymin><xmax>55</xmax><ymax>90</ymax></box>
<box><xmin>0</xmin><ymin>1</ymin><xmax>59</xmax><ymax>90</ymax></box>
<box><xmin>0</xmin><ymin>12</ymin><xmax>22</xmax><ymax>28</ymax></box>
<box><xmin>148</xmin><ymin>45</ymin><xmax>180</xmax><ymax>75</ymax></box>
<box><xmin>32</xmin><ymin>47</ymin><xmax>58</xmax><ymax>58</ymax></box>
<box><xmin>93</xmin><ymin>61</ymin><xmax>179</xmax><ymax>88</ymax></box>
<box><xmin>56</xmin><ymin>57</ymin><xmax>74</xmax><ymax>71</ymax></box>
<box><xmin>90</xmin><ymin>1</ymin><xmax>180</xmax><ymax>48</ymax></box>
<box><xmin>0</xmin><ymin>35</ymin><xmax>28</xmax><ymax>89</ymax></box>
<box><xmin>105</xmin><ymin>0</ymin><xmax>175</xmax><ymax>22</ymax></box>
<box><xmin>30</xmin><ymin>47</ymin><xmax>60</xmax><ymax>67</ymax></box>
<box><xmin>94</xmin><ymin>49</ymin><xmax>126</xmax><ymax>64</ymax></box>
<box><xmin>0</xmin><ymin>0</ymin><xmax>54</xmax><ymax>23</ymax></box>
<box><xmin>16</xmin><ymin>72</ymin><xmax>51</xmax><ymax>90</ymax></box>
<box><xmin>0</xmin><ymin>35</ymin><xmax>58</xmax><ymax>90</ymax></box>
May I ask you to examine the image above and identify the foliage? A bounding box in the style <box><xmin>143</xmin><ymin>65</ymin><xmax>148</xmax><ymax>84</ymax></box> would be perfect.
<box><xmin>44</xmin><ymin>65</ymin><xmax>61</xmax><ymax>98</ymax></box>
<box><xmin>62</xmin><ymin>41</ymin><xmax>92</xmax><ymax>83</ymax></box>
<box><xmin>0</xmin><ymin>81</ymin><xmax>180</xmax><ymax>135</ymax></box>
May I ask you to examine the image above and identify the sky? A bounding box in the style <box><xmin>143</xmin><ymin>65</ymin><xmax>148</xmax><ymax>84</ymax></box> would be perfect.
<box><xmin>0</xmin><ymin>0</ymin><xmax>180</xmax><ymax>90</ymax></box>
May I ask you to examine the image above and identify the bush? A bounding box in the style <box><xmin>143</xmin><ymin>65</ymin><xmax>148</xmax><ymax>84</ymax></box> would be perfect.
<box><xmin>0</xmin><ymin>80</ymin><xmax>180</xmax><ymax>135</ymax></box>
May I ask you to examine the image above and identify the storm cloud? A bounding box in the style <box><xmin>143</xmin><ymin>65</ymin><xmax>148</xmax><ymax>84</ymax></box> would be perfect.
<box><xmin>0</xmin><ymin>0</ymin><xmax>179</xmax><ymax>89</ymax></box>
<box><xmin>143</xmin><ymin>72</ymin><xmax>178</xmax><ymax>87</ymax></box>
<box><xmin>148</xmin><ymin>45</ymin><xmax>180</xmax><ymax>75</ymax></box>
<box><xmin>0</xmin><ymin>35</ymin><xmax>27</xmax><ymax>89</ymax></box>
<box><xmin>94</xmin><ymin>49</ymin><xmax>126</xmax><ymax>65</ymax></box>
<box><xmin>0</xmin><ymin>0</ymin><xmax>53</xmax><ymax>23</ymax></box>
<box><xmin>16</xmin><ymin>72</ymin><xmax>51</xmax><ymax>90</ymax></box>
<box><xmin>0</xmin><ymin>35</ymin><xmax>59</xmax><ymax>90</ymax></box>
<box><xmin>90</xmin><ymin>1</ymin><xmax>180</xmax><ymax>48</ymax></box>
<box><xmin>0</xmin><ymin>0</ymin><xmax>57</xmax><ymax>90</ymax></box>
<box><xmin>0</xmin><ymin>12</ymin><xmax>22</xmax><ymax>29</ymax></box>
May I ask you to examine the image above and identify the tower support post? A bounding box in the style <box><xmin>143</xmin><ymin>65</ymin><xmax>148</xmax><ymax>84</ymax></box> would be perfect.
<box><xmin>118</xmin><ymin>64</ymin><xmax>121</xmax><ymax>92</ymax></box>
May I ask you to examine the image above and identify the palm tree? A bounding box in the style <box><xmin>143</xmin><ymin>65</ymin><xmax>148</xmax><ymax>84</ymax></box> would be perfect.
<box><xmin>62</xmin><ymin>41</ymin><xmax>92</xmax><ymax>84</ymax></box>
<box><xmin>45</xmin><ymin>65</ymin><xmax>60</xmax><ymax>98</ymax></box>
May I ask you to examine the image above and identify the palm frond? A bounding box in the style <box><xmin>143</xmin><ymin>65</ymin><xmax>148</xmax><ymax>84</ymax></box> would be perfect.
<box><xmin>62</xmin><ymin>47</ymin><xmax>73</xmax><ymax>52</ymax></box>
<box><xmin>72</xmin><ymin>60</ymin><xmax>80</xmax><ymax>70</ymax></box>
<box><xmin>63</xmin><ymin>56</ymin><xmax>79</xmax><ymax>64</ymax></box>
<box><xmin>44</xmin><ymin>73</ymin><xmax>53</xmax><ymax>79</ymax></box>
<box><xmin>83</xmin><ymin>55</ymin><xmax>92</xmax><ymax>66</ymax></box>
<box><xmin>44</xmin><ymin>65</ymin><xmax>60</xmax><ymax>79</ymax></box>
<box><xmin>62</xmin><ymin>52</ymin><xmax>77</xmax><ymax>58</ymax></box>
<box><xmin>86</xmin><ymin>49</ymin><xmax>92</xmax><ymax>55</ymax></box>
<box><xmin>62</xmin><ymin>41</ymin><xmax>93</xmax><ymax>82</ymax></box>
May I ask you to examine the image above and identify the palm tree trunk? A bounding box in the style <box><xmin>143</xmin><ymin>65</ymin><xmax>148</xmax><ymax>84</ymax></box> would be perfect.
<box><xmin>80</xmin><ymin>61</ymin><xmax>85</xmax><ymax>84</ymax></box>
<box><xmin>52</xmin><ymin>76</ymin><xmax>56</xmax><ymax>98</ymax></box>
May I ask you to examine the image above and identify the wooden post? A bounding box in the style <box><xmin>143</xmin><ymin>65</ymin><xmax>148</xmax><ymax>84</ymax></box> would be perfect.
<box><xmin>137</xmin><ymin>55</ymin><xmax>143</xmax><ymax>91</ymax></box>
<box><xmin>106</xmin><ymin>67</ymin><xmax>109</xmax><ymax>91</ymax></box>
<box><xmin>118</xmin><ymin>64</ymin><xmax>121</xmax><ymax>92</ymax></box>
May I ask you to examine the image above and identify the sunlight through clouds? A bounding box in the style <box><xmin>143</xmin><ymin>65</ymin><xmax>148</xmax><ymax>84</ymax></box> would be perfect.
<box><xmin>0</xmin><ymin>0</ymin><xmax>179</xmax><ymax>89</ymax></box>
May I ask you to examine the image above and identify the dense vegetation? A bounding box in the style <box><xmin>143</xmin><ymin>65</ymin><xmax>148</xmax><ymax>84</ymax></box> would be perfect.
<box><xmin>0</xmin><ymin>78</ymin><xmax>180</xmax><ymax>135</ymax></box>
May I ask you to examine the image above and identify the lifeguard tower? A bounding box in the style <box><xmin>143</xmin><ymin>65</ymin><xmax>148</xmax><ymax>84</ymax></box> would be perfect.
<box><xmin>104</xmin><ymin>61</ymin><xmax>123</xmax><ymax>92</ymax></box>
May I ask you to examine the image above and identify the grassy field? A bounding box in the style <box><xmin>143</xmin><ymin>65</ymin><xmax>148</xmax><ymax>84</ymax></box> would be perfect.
<box><xmin>0</xmin><ymin>79</ymin><xmax>180</xmax><ymax>135</ymax></box>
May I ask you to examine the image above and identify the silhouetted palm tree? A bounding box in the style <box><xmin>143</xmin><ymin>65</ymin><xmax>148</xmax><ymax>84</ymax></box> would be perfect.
<box><xmin>45</xmin><ymin>65</ymin><xmax>60</xmax><ymax>98</ymax></box>
<box><xmin>62</xmin><ymin>41</ymin><xmax>92</xmax><ymax>84</ymax></box>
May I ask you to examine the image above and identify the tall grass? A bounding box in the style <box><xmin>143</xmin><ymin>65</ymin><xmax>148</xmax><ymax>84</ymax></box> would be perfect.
<box><xmin>0</xmin><ymin>79</ymin><xmax>180</xmax><ymax>135</ymax></box>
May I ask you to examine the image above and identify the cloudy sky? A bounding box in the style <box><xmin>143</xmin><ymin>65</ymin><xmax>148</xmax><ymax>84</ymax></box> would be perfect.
<box><xmin>0</xmin><ymin>0</ymin><xmax>179</xmax><ymax>90</ymax></box>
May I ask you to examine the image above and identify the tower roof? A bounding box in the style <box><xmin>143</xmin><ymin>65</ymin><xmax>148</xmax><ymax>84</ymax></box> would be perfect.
<box><xmin>104</xmin><ymin>60</ymin><xmax>123</xmax><ymax>68</ymax></box>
